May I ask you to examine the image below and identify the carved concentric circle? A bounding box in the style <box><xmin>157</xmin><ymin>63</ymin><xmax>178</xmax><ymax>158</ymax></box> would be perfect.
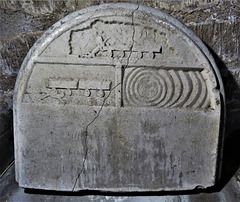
<box><xmin>125</xmin><ymin>68</ymin><xmax>167</xmax><ymax>106</ymax></box>
<box><xmin>124</xmin><ymin>68</ymin><xmax>209</xmax><ymax>108</ymax></box>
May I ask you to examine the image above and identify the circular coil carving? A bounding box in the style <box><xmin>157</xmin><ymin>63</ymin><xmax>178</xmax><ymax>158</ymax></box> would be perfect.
<box><xmin>125</xmin><ymin>68</ymin><xmax>167</xmax><ymax>107</ymax></box>
<box><xmin>124</xmin><ymin>67</ymin><xmax>209</xmax><ymax>109</ymax></box>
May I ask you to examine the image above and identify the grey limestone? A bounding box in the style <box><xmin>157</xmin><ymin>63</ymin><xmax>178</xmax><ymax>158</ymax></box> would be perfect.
<box><xmin>1</xmin><ymin>165</ymin><xmax>240</xmax><ymax>202</ymax></box>
<box><xmin>13</xmin><ymin>3</ymin><xmax>225</xmax><ymax>192</ymax></box>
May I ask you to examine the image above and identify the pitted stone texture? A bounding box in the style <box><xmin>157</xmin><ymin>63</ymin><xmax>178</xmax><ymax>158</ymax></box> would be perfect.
<box><xmin>14</xmin><ymin>3</ymin><xmax>225</xmax><ymax>192</ymax></box>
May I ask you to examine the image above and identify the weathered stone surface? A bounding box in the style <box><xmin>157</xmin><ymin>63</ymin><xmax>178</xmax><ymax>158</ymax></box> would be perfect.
<box><xmin>105</xmin><ymin>0</ymin><xmax>231</xmax><ymax>10</ymax></box>
<box><xmin>2</xmin><ymin>164</ymin><xmax>240</xmax><ymax>202</ymax></box>
<box><xmin>0</xmin><ymin>0</ymin><xmax>98</xmax><ymax>16</ymax></box>
<box><xmin>14</xmin><ymin>3</ymin><xmax>224</xmax><ymax>192</ymax></box>
<box><xmin>0</xmin><ymin>31</ymin><xmax>42</xmax><ymax>111</ymax></box>
<box><xmin>0</xmin><ymin>32</ymin><xmax>43</xmax><ymax>75</ymax></box>
<box><xmin>2</xmin><ymin>165</ymin><xmax>240</xmax><ymax>202</ymax></box>
<box><xmin>237</xmin><ymin>169</ymin><xmax>240</xmax><ymax>187</ymax></box>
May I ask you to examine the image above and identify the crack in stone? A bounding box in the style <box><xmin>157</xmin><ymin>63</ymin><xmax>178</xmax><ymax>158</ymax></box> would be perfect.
<box><xmin>125</xmin><ymin>4</ymin><xmax>139</xmax><ymax>68</ymax></box>
<box><xmin>72</xmin><ymin>4</ymin><xmax>139</xmax><ymax>191</ymax></box>
<box><xmin>72</xmin><ymin>82</ymin><xmax>121</xmax><ymax>191</ymax></box>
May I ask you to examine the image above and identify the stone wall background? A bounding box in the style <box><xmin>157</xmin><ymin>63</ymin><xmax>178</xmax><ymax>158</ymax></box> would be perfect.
<box><xmin>0</xmin><ymin>0</ymin><xmax>239</xmax><ymax>191</ymax></box>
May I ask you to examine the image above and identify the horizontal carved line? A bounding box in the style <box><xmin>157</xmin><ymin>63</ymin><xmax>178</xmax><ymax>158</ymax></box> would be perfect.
<box><xmin>35</xmin><ymin>57</ymin><xmax>203</xmax><ymax>71</ymax></box>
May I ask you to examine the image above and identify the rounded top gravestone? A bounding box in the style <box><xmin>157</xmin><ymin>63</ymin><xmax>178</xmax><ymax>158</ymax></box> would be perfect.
<box><xmin>14</xmin><ymin>3</ymin><xmax>225</xmax><ymax>192</ymax></box>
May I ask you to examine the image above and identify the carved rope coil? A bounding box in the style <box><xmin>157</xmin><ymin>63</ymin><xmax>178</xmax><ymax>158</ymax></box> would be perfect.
<box><xmin>124</xmin><ymin>68</ymin><xmax>210</xmax><ymax>109</ymax></box>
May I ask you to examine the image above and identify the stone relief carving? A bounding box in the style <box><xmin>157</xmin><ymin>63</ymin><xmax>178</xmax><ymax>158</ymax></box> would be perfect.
<box><xmin>69</xmin><ymin>20</ymin><xmax>165</xmax><ymax>59</ymax></box>
<box><xmin>23</xmin><ymin>18</ymin><xmax>212</xmax><ymax>109</ymax></box>
<box><xmin>23</xmin><ymin>64</ymin><xmax>210</xmax><ymax>109</ymax></box>
<box><xmin>24</xmin><ymin>77</ymin><xmax>113</xmax><ymax>106</ymax></box>
<box><xmin>14</xmin><ymin>4</ymin><xmax>224</xmax><ymax>192</ymax></box>
<box><xmin>123</xmin><ymin>68</ymin><xmax>209</xmax><ymax>109</ymax></box>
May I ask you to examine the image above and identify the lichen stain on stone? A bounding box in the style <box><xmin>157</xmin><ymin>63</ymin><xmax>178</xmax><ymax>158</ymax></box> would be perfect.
<box><xmin>141</xmin><ymin>120</ymin><xmax>160</xmax><ymax>134</ymax></box>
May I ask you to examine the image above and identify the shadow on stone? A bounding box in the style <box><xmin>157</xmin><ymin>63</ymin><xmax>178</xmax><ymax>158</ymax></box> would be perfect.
<box><xmin>220</xmin><ymin>130</ymin><xmax>240</xmax><ymax>185</ymax></box>
<box><xmin>23</xmin><ymin>187</ymin><xmax>210</xmax><ymax>197</ymax></box>
<box><xmin>206</xmin><ymin>45</ymin><xmax>240</xmax><ymax>192</ymax></box>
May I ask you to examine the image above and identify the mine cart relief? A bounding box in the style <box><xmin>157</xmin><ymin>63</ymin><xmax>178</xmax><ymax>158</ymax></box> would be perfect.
<box><xmin>78</xmin><ymin>80</ymin><xmax>112</xmax><ymax>98</ymax></box>
<box><xmin>37</xmin><ymin>79</ymin><xmax>112</xmax><ymax>106</ymax></box>
<box><xmin>22</xmin><ymin>64</ymin><xmax>116</xmax><ymax>107</ymax></box>
<box><xmin>68</xmin><ymin>19</ymin><xmax>165</xmax><ymax>60</ymax></box>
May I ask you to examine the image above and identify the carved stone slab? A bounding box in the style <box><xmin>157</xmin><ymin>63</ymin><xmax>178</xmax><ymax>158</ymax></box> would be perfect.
<box><xmin>14</xmin><ymin>3</ymin><xmax>225</xmax><ymax>192</ymax></box>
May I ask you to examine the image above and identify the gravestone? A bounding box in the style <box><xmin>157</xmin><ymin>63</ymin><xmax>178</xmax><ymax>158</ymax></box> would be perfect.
<box><xmin>14</xmin><ymin>3</ymin><xmax>225</xmax><ymax>192</ymax></box>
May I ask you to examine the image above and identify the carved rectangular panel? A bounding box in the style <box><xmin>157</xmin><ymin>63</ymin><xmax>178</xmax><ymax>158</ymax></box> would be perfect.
<box><xmin>78</xmin><ymin>80</ymin><xmax>111</xmax><ymax>90</ymax></box>
<box><xmin>48</xmin><ymin>78</ymin><xmax>79</xmax><ymax>89</ymax></box>
<box><xmin>22</xmin><ymin>63</ymin><xmax>118</xmax><ymax>107</ymax></box>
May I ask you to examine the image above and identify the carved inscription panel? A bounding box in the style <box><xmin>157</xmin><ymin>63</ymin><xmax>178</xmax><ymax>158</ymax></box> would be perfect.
<box><xmin>14</xmin><ymin>4</ymin><xmax>224</xmax><ymax>192</ymax></box>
